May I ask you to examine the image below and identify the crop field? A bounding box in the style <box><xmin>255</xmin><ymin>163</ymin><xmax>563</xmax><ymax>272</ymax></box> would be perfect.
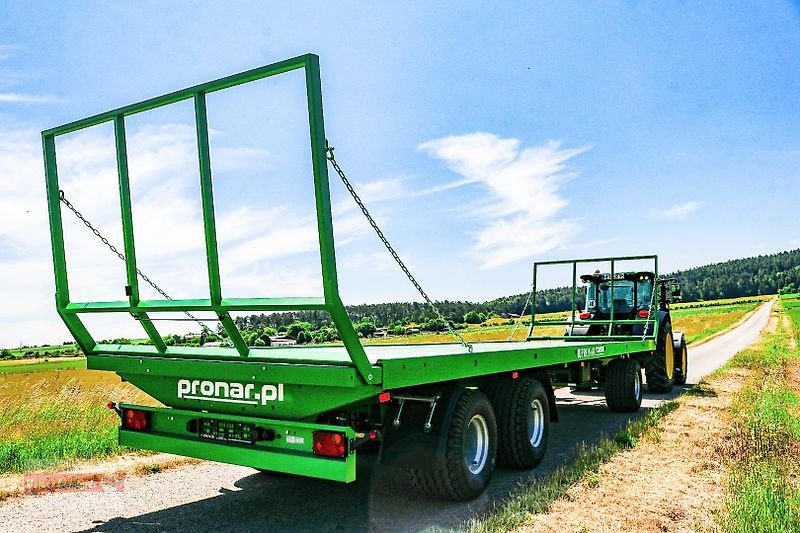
<box><xmin>670</xmin><ymin>298</ymin><xmax>766</xmax><ymax>343</ymax></box>
<box><xmin>781</xmin><ymin>292</ymin><xmax>800</xmax><ymax>327</ymax></box>
<box><xmin>366</xmin><ymin>295</ymin><xmax>768</xmax><ymax>346</ymax></box>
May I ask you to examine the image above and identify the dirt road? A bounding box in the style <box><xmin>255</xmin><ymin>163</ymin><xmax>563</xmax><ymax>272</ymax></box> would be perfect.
<box><xmin>0</xmin><ymin>302</ymin><xmax>774</xmax><ymax>532</ymax></box>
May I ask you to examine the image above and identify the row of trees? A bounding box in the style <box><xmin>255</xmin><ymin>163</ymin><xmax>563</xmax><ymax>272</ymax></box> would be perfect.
<box><xmin>233</xmin><ymin>249</ymin><xmax>800</xmax><ymax>338</ymax></box>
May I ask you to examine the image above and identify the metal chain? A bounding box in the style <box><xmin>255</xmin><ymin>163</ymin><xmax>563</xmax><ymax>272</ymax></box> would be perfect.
<box><xmin>325</xmin><ymin>141</ymin><xmax>473</xmax><ymax>353</ymax></box>
<box><xmin>507</xmin><ymin>281</ymin><xmax>534</xmax><ymax>341</ymax></box>
<box><xmin>642</xmin><ymin>277</ymin><xmax>657</xmax><ymax>341</ymax></box>
<box><xmin>58</xmin><ymin>190</ymin><xmax>218</xmax><ymax>339</ymax></box>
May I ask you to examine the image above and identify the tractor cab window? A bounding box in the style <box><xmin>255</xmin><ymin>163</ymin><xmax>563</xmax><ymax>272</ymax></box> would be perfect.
<box><xmin>587</xmin><ymin>280</ymin><xmax>634</xmax><ymax>314</ymax></box>
<box><xmin>637</xmin><ymin>279</ymin><xmax>653</xmax><ymax>309</ymax></box>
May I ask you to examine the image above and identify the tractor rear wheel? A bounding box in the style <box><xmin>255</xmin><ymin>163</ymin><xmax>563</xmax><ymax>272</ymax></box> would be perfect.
<box><xmin>674</xmin><ymin>336</ymin><xmax>689</xmax><ymax>386</ymax></box>
<box><xmin>486</xmin><ymin>377</ymin><xmax>549</xmax><ymax>469</ymax></box>
<box><xmin>646</xmin><ymin>323</ymin><xmax>675</xmax><ymax>393</ymax></box>
<box><xmin>407</xmin><ymin>388</ymin><xmax>497</xmax><ymax>501</ymax></box>
<box><xmin>604</xmin><ymin>358</ymin><xmax>642</xmax><ymax>412</ymax></box>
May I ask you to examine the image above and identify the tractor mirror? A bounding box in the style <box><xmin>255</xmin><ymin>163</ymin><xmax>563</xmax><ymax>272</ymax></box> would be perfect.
<box><xmin>671</xmin><ymin>284</ymin><xmax>682</xmax><ymax>300</ymax></box>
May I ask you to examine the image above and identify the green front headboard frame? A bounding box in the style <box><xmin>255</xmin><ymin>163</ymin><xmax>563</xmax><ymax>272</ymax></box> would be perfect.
<box><xmin>43</xmin><ymin>54</ymin><xmax>376</xmax><ymax>383</ymax></box>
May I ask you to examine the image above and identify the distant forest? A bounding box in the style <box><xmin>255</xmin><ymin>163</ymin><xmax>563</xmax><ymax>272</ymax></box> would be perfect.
<box><xmin>234</xmin><ymin>249</ymin><xmax>800</xmax><ymax>331</ymax></box>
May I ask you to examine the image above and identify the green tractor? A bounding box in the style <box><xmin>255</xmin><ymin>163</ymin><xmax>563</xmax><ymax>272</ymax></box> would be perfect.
<box><xmin>566</xmin><ymin>270</ymin><xmax>688</xmax><ymax>393</ymax></box>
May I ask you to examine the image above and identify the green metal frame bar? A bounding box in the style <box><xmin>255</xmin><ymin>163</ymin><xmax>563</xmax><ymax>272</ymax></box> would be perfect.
<box><xmin>528</xmin><ymin>255</ymin><xmax>660</xmax><ymax>342</ymax></box>
<box><xmin>42</xmin><ymin>53</ymin><xmax>377</xmax><ymax>384</ymax></box>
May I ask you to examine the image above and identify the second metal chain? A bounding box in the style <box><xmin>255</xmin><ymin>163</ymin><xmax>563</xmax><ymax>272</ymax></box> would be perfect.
<box><xmin>507</xmin><ymin>281</ymin><xmax>534</xmax><ymax>341</ymax></box>
<box><xmin>58</xmin><ymin>190</ymin><xmax>218</xmax><ymax>338</ymax></box>
<box><xmin>326</xmin><ymin>141</ymin><xmax>474</xmax><ymax>353</ymax></box>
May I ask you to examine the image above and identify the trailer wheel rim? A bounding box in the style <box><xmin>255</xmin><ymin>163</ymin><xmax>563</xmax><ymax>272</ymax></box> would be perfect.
<box><xmin>665</xmin><ymin>333</ymin><xmax>675</xmax><ymax>380</ymax></box>
<box><xmin>465</xmin><ymin>414</ymin><xmax>490</xmax><ymax>475</ymax></box>
<box><xmin>634</xmin><ymin>366</ymin><xmax>641</xmax><ymax>399</ymax></box>
<box><xmin>528</xmin><ymin>398</ymin><xmax>545</xmax><ymax>448</ymax></box>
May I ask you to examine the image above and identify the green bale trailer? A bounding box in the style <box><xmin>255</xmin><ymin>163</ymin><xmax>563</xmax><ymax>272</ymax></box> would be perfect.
<box><xmin>42</xmin><ymin>54</ymin><xmax>686</xmax><ymax>500</ymax></box>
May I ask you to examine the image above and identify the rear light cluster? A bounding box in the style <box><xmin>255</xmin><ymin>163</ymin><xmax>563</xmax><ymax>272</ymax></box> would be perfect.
<box><xmin>637</xmin><ymin>309</ymin><xmax>651</xmax><ymax>318</ymax></box>
<box><xmin>122</xmin><ymin>409</ymin><xmax>150</xmax><ymax>431</ymax></box>
<box><xmin>313</xmin><ymin>431</ymin><xmax>348</xmax><ymax>458</ymax></box>
<box><xmin>578</xmin><ymin>312</ymin><xmax>592</xmax><ymax>320</ymax></box>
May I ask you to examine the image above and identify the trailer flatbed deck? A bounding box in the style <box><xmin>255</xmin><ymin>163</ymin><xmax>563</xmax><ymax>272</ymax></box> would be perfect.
<box><xmin>89</xmin><ymin>338</ymin><xmax>654</xmax><ymax>390</ymax></box>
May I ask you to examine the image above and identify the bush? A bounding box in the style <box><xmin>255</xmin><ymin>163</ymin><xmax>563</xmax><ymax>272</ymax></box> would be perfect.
<box><xmin>422</xmin><ymin>317</ymin><xmax>448</xmax><ymax>332</ymax></box>
<box><xmin>464</xmin><ymin>310</ymin><xmax>485</xmax><ymax>324</ymax></box>
<box><xmin>355</xmin><ymin>318</ymin><xmax>377</xmax><ymax>338</ymax></box>
<box><xmin>287</xmin><ymin>321</ymin><xmax>313</xmax><ymax>340</ymax></box>
<box><xmin>296</xmin><ymin>330</ymin><xmax>312</xmax><ymax>344</ymax></box>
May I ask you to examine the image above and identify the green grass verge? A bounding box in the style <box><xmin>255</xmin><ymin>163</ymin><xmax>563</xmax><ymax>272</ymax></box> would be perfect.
<box><xmin>718</xmin><ymin>321</ymin><xmax>800</xmax><ymax>532</ymax></box>
<box><xmin>467</xmin><ymin>401</ymin><xmax>678</xmax><ymax>533</ymax></box>
<box><xmin>0</xmin><ymin>359</ymin><xmax>87</xmax><ymax>375</ymax></box>
<box><xmin>0</xmin><ymin>426</ymin><xmax>122</xmax><ymax>474</ymax></box>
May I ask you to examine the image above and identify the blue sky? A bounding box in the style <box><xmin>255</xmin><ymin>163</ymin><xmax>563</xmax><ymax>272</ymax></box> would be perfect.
<box><xmin>1</xmin><ymin>1</ymin><xmax>798</xmax><ymax>346</ymax></box>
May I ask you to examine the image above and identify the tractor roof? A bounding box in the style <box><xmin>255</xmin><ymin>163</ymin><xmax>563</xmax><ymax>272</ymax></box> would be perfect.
<box><xmin>580</xmin><ymin>271</ymin><xmax>655</xmax><ymax>283</ymax></box>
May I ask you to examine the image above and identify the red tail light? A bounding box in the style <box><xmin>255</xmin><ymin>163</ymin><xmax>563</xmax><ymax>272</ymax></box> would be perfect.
<box><xmin>313</xmin><ymin>431</ymin><xmax>348</xmax><ymax>458</ymax></box>
<box><xmin>579</xmin><ymin>312</ymin><xmax>592</xmax><ymax>320</ymax></box>
<box><xmin>637</xmin><ymin>309</ymin><xmax>651</xmax><ymax>318</ymax></box>
<box><xmin>122</xmin><ymin>409</ymin><xmax>150</xmax><ymax>431</ymax></box>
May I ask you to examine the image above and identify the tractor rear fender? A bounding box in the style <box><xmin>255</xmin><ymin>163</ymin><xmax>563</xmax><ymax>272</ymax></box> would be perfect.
<box><xmin>632</xmin><ymin>309</ymin><xmax>671</xmax><ymax>338</ymax></box>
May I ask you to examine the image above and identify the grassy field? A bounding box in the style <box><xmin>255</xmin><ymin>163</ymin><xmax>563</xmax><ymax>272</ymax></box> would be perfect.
<box><xmin>781</xmin><ymin>292</ymin><xmax>800</xmax><ymax>328</ymax></box>
<box><xmin>0</xmin><ymin>358</ymin><xmax>87</xmax><ymax>375</ymax></box>
<box><xmin>0</xmin><ymin>370</ymin><xmax>155</xmax><ymax>474</ymax></box>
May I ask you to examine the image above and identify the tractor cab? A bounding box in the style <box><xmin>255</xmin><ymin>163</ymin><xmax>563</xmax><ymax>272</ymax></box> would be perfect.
<box><xmin>570</xmin><ymin>271</ymin><xmax>681</xmax><ymax>336</ymax></box>
<box><xmin>581</xmin><ymin>271</ymin><xmax>655</xmax><ymax>321</ymax></box>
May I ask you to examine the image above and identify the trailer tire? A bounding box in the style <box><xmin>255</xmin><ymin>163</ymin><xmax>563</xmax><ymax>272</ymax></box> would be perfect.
<box><xmin>407</xmin><ymin>389</ymin><xmax>497</xmax><ymax>501</ymax></box>
<box><xmin>645</xmin><ymin>323</ymin><xmax>675</xmax><ymax>393</ymax></box>
<box><xmin>604</xmin><ymin>358</ymin><xmax>642</xmax><ymax>412</ymax></box>
<box><xmin>674</xmin><ymin>336</ymin><xmax>688</xmax><ymax>386</ymax></box>
<box><xmin>486</xmin><ymin>378</ymin><xmax>549</xmax><ymax>469</ymax></box>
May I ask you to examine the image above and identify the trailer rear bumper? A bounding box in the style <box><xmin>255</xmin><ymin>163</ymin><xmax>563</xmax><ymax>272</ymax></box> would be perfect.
<box><xmin>118</xmin><ymin>404</ymin><xmax>357</xmax><ymax>482</ymax></box>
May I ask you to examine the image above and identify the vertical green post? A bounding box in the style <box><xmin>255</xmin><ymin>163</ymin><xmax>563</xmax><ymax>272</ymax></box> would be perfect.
<box><xmin>42</xmin><ymin>133</ymin><xmax>96</xmax><ymax>355</ymax></box>
<box><xmin>114</xmin><ymin>116</ymin><xmax>167</xmax><ymax>353</ymax></box>
<box><xmin>571</xmin><ymin>261</ymin><xmax>577</xmax><ymax>324</ymax></box>
<box><xmin>303</xmin><ymin>55</ymin><xmax>374</xmax><ymax>383</ymax></box>
<box><xmin>194</xmin><ymin>92</ymin><xmax>248</xmax><ymax>357</ymax></box>
<box><xmin>653</xmin><ymin>255</ymin><xmax>659</xmax><ymax>340</ymax></box>
<box><xmin>608</xmin><ymin>259</ymin><xmax>615</xmax><ymax>336</ymax></box>
<box><xmin>527</xmin><ymin>263</ymin><xmax>538</xmax><ymax>338</ymax></box>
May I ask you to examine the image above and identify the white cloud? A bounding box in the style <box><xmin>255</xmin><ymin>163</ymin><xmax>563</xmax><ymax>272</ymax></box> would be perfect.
<box><xmin>0</xmin><ymin>93</ymin><xmax>64</xmax><ymax>104</ymax></box>
<box><xmin>420</xmin><ymin>133</ymin><xmax>588</xmax><ymax>268</ymax></box>
<box><xmin>649</xmin><ymin>201</ymin><xmax>702</xmax><ymax>220</ymax></box>
<box><xmin>0</xmin><ymin>123</ymin><xmax>376</xmax><ymax>346</ymax></box>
